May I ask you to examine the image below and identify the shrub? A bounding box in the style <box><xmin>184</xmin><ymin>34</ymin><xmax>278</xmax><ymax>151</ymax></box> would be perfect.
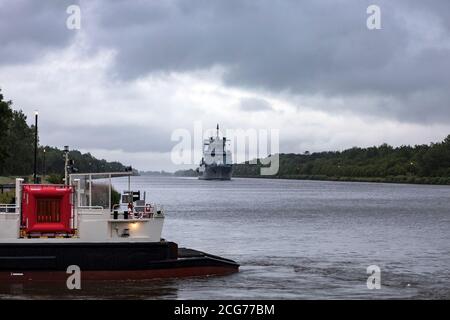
<box><xmin>0</xmin><ymin>191</ymin><xmax>14</xmax><ymax>204</ymax></box>
<box><xmin>46</xmin><ymin>174</ymin><xmax>64</xmax><ymax>184</ymax></box>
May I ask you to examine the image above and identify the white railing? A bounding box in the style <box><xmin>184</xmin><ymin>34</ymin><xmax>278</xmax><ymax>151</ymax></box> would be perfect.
<box><xmin>0</xmin><ymin>204</ymin><xmax>18</xmax><ymax>214</ymax></box>
<box><xmin>78</xmin><ymin>206</ymin><xmax>104</xmax><ymax>210</ymax></box>
<box><xmin>111</xmin><ymin>203</ymin><xmax>165</xmax><ymax>219</ymax></box>
<box><xmin>77</xmin><ymin>206</ymin><xmax>105</xmax><ymax>215</ymax></box>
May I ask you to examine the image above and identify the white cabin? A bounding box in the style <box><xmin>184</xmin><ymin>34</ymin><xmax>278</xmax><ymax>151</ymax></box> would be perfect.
<box><xmin>0</xmin><ymin>173</ymin><xmax>164</xmax><ymax>243</ymax></box>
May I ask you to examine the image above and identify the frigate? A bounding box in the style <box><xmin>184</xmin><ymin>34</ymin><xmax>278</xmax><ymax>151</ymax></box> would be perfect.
<box><xmin>197</xmin><ymin>124</ymin><xmax>233</xmax><ymax>180</ymax></box>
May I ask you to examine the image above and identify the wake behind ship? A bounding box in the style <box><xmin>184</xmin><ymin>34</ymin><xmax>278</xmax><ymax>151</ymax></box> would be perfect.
<box><xmin>198</xmin><ymin>124</ymin><xmax>233</xmax><ymax>180</ymax></box>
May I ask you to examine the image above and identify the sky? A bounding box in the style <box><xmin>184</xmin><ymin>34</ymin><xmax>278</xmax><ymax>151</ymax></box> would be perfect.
<box><xmin>1</xmin><ymin>0</ymin><xmax>449</xmax><ymax>171</ymax></box>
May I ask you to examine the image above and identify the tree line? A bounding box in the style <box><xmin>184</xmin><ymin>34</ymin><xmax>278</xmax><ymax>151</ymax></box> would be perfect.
<box><xmin>233</xmin><ymin>137</ymin><xmax>450</xmax><ymax>184</ymax></box>
<box><xmin>0</xmin><ymin>88</ymin><xmax>126</xmax><ymax>180</ymax></box>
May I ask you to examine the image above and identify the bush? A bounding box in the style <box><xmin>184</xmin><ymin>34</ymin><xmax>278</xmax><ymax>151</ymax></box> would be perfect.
<box><xmin>0</xmin><ymin>191</ymin><xmax>15</xmax><ymax>204</ymax></box>
<box><xmin>46</xmin><ymin>174</ymin><xmax>64</xmax><ymax>184</ymax></box>
<box><xmin>111</xmin><ymin>187</ymin><xmax>121</xmax><ymax>209</ymax></box>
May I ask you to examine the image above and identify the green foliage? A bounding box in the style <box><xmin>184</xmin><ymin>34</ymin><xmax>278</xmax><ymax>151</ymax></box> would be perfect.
<box><xmin>0</xmin><ymin>89</ymin><xmax>34</xmax><ymax>174</ymax></box>
<box><xmin>0</xmin><ymin>191</ymin><xmax>14</xmax><ymax>204</ymax></box>
<box><xmin>0</xmin><ymin>176</ymin><xmax>14</xmax><ymax>184</ymax></box>
<box><xmin>46</xmin><ymin>174</ymin><xmax>64</xmax><ymax>184</ymax></box>
<box><xmin>233</xmin><ymin>136</ymin><xmax>450</xmax><ymax>185</ymax></box>
<box><xmin>0</xmin><ymin>88</ymin><xmax>127</xmax><ymax>177</ymax></box>
<box><xmin>90</xmin><ymin>183</ymin><xmax>121</xmax><ymax>209</ymax></box>
<box><xmin>111</xmin><ymin>187</ymin><xmax>121</xmax><ymax>208</ymax></box>
<box><xmin>40</xmin><ymin>146</ymin><xmax>126</xmax><ymax>176</ymax></box>
<box><xmin>0</xmin><ymin>91</ymin><xmax>13</xmax><ymax>166</ymax></box>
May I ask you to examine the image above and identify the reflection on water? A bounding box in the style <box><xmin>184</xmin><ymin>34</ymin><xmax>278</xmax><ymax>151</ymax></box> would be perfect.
<box><xmin>0</xmin><ymin>279</ymin><xmax>179</xmax><ymax>300</ymax></box>
<box><xmin>1</xmin><ymin>177</ymin><xmax>449</xmax><ymax>299</ymax></box>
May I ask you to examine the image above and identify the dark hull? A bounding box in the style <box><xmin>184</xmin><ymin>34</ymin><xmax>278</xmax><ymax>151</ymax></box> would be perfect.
<box><xmin>0</xmin><ymin>242</ymin><xmax>239</xmax><ymax>281</ymax></box>
<box><xmin>199</xmin><ymin>165</ymin><xmax>232</xmax><ymax>180</ymax></box>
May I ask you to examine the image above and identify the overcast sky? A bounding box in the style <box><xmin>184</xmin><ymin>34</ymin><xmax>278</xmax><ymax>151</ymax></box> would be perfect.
<box><xmin>1</xmin><ymin>0</ymin><xmax>449</xmax><ymax>171</ymax></box>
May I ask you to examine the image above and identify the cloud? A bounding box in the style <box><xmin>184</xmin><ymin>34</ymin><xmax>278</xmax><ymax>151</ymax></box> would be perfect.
<box><xmin>239</xmin><ymin>97</ymin><xmax>272</xmax><ymax>112</ymax></box>
<box><xmin>0</xmin><ymin>0</ymin><xmax>78</xmax><ymax>64</ymax></box>
<box><xmin>2</xmin><ymin>0</ymin><xmax>450</xmax><ymax>123</ymax></box>
<box><xmin>1</xmin><ymin>0</ymin><xmax>450</xmax><ymax>171</ymax></box>
<box><xmin>76</xmin><ymin>0</ymin><xmax>450</xmax><ymax>123</ymax></box>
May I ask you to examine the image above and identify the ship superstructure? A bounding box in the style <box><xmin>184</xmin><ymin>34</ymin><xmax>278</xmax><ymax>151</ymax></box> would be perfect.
<box><xmin>198</xmin><ymin>124</ymin><xmax>233</xmax><ymax>180</ymax></box>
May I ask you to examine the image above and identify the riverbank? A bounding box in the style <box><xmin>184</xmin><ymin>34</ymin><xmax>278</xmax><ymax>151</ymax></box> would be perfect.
<box><xmin>0</xmin><ymin>177</ymin><xmax>14</xmax><ymax>184</ymax></box>
<box><xmin>233</xmin><ymin>174</ymin><xmax>450</xmax><ymax>185</ymax></box>
<box><xmin>173</xmin><ymin>170</ymin><xmax>450</xmax><ymax>185</ymax></box>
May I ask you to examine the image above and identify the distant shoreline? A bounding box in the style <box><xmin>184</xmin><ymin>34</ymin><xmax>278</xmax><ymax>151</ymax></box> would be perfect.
<box><xmin>5</xmin><ymin>172</ymin><xmax>449</xmax><ymax>186</ymax></box>
<box><xmin>232</xmin><ymin>174</ymin><xmax>450</xmax><ymax>186</ymax></box>
<box><xmin>171</xmin><ymin>171</ymin><xmax>450</xmax><ymax>186</ymax></box>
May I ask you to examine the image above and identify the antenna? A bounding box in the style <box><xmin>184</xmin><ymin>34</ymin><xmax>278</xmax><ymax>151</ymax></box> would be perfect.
<box><xmin>216</xmin><ymin>123</ymin><xmax>219</xmax><ymax>138</ymax></box>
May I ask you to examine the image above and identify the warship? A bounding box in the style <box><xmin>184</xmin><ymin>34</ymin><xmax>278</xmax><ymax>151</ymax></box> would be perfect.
<box><xmin>197</xmin><ymin>124</ymin><xmax>233</xmax><ymax>180</ymax></box>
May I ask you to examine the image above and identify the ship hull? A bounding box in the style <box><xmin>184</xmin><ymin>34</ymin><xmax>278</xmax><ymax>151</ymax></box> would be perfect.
<box><xmin>199</xmin><ymin>165</ymin><xmax>232</xmax><ymax>180</ymax></box>
<box><xmin>0</xmin><ymin>242</ymin><xmax>239</xmax><ymax>282</ymax></box>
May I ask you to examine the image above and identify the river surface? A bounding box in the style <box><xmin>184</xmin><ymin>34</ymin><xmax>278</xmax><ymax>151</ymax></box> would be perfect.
<box><xmin>1</xmin><ymin>176</ymin><xmax>450</xmax><ymax>299</ymax></box>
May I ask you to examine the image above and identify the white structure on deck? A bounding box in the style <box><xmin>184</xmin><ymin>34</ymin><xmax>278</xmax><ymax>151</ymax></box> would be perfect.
<box><xmin>0</xmin><ymin>173</ymin><xmax>164</xmax><ymax>243</ymax></box>
<box><xmin>201</xmin><ymin>125</ymin><xmax>232</xmax><ymax>167</ymax></box>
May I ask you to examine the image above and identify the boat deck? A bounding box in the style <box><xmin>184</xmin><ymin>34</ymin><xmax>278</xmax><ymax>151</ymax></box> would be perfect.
<box><xmin>178</xmin><ymin>248</ymin><xmax>238</xmax><ymax>265</ymax></box>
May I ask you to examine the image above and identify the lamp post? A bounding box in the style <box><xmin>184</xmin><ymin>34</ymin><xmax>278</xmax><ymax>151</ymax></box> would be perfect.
<box><xmin>63</xmin><ymin>146</ymin><xmax>69</xmax><ymax>186</ymax></box>
<box><xmin>43</xmin><ymin>148</ymin><xmax>46</xmax><ymax>181</ymax></box>
<box><xmin>33</xmin><ymin>110</ymin><xmax>38</xmax><ymax>184</ymax></box>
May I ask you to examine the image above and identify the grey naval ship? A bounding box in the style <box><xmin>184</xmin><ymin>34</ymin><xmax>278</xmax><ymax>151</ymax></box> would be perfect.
<box><xmin>197</xmin><ymin>125</ymin><xmax>233</xmax><ymax>180</ymax></box>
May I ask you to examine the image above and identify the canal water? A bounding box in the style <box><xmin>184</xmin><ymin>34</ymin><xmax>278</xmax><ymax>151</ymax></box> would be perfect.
<box><xmin>1</xmin><ymin>176</ymin><xmax>449</xmax><ymax>299</ymax></box>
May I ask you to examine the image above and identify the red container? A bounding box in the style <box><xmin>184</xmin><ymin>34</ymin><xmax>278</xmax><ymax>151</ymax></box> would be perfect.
<box><xmin>21</xmin><ymin>185</ymin><xmax>73</xmax><ymax>234</ymax></box>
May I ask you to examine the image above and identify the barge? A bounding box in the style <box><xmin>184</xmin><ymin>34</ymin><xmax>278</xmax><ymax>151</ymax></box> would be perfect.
<box><xmin>0</xmin><ymin>172</ymin><xmax>238</xmax><ymax>282</ymax></box>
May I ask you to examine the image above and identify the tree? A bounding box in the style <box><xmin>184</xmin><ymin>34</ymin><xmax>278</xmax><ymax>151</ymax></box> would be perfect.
<box><xmin>0</xmin><ymin>88</ymin><xmax>127</xmax><ymax>177</ymax></box>
<box><xmin>0</xmin><ymin>89</ymin><xmax>13</xmax><ymax>169</ymax></box>
<box><xmin>2</xmin><ymin>110</ymin><xmax>35</xmax><ymax>175</ymax></box>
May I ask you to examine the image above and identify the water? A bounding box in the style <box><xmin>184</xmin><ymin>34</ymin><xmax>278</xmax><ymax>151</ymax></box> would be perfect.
<box><xmin>1</xmin><ymin>176</ymin><xmax>449</xmax><ymax>299</ymax></box>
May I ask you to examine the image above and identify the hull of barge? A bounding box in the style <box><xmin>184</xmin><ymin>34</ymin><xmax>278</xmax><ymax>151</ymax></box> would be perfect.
<box><xmin>0</xmin><ymin>242</ymin><xmax>239</xmax><ymax>282</ymax></box>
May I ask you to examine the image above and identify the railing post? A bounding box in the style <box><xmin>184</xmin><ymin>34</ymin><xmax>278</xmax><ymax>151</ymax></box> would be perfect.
<box><xmin>15</xmin><ymin>178</ymin><xmax>24</xmax><ymax>215</ymax></box>
<box><xmin>73</xmin><ymin>179</ymin><xmax>80</xmax><ymax>231</ymax></box>
<box><xmin>89</xmin><ymin>174</ymin><xmax>92</xmax><ymax>207</ymax></box>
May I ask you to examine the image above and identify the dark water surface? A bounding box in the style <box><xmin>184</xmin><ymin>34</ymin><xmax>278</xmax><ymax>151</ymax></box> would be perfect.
<box><xmin>1</xmin><ymin>176</ymin><xmax>449</xmax><ymax>299</ymax></box>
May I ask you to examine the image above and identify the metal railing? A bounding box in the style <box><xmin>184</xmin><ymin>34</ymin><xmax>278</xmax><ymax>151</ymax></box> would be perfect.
<box><xmin>78</xmin><ymin>206</ymin><xmax>104</xmax><ymax>209</ymax></box>
<box><xmin>111</xmin><ymin>203</ymin><xmax>165</xmax><ymax>220</ymax></box>
<box><xmin>77</xmin><ymin>206</ymin><xmax>105</xmax><ymax>215</ymax></box>
<box><xmin>0</xmin><ymin>204</ymin><xmax>18</xmax><ymax>214</ymax></box>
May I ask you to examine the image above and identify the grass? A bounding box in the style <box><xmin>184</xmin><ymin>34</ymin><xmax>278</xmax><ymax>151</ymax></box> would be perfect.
<box><xmin>0</xmin><ymin>176</ymin><xmax>14</xmax><ymax>184</ymax></box>
<box><xmin>0</xmin><ymin>191</ymin><xmax>14</xmax><ymax>204</ymax></box>
<box><xmin>0</xmin><ymin>177</ymin><xmax>15</xmax><ymax>203</ymax></box>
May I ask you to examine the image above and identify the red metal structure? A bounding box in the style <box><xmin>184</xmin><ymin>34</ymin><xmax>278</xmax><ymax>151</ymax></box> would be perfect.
<box><xmin>21</xmin><ymin>185</ymin><xmax>73</xmax><ymax>234</ymax></box>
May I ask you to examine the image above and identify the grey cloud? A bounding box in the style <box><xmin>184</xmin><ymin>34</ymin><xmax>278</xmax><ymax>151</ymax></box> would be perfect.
<box><xmin>0</xmin><ymin>0</ymin><xmax>78</xmax><ymax>64</ymax></box>
<box><xmin>80</xmin><ymin>0</ymin><xmax>450</xmax><ymax>123</ymax></box>
<box><xmin>42</xmin><ymin>123</ymin><xmax>173</xmax><ymax>153</ymax></box>
<box><xmin>239</xmin><ymin>97</ymin><xmax>272</xmax><ymax>112</ymax></box>
<box><xmin>2</xmin><ymin>0</ymin><xmax>450</xmax><ymax>124</ymax></box>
